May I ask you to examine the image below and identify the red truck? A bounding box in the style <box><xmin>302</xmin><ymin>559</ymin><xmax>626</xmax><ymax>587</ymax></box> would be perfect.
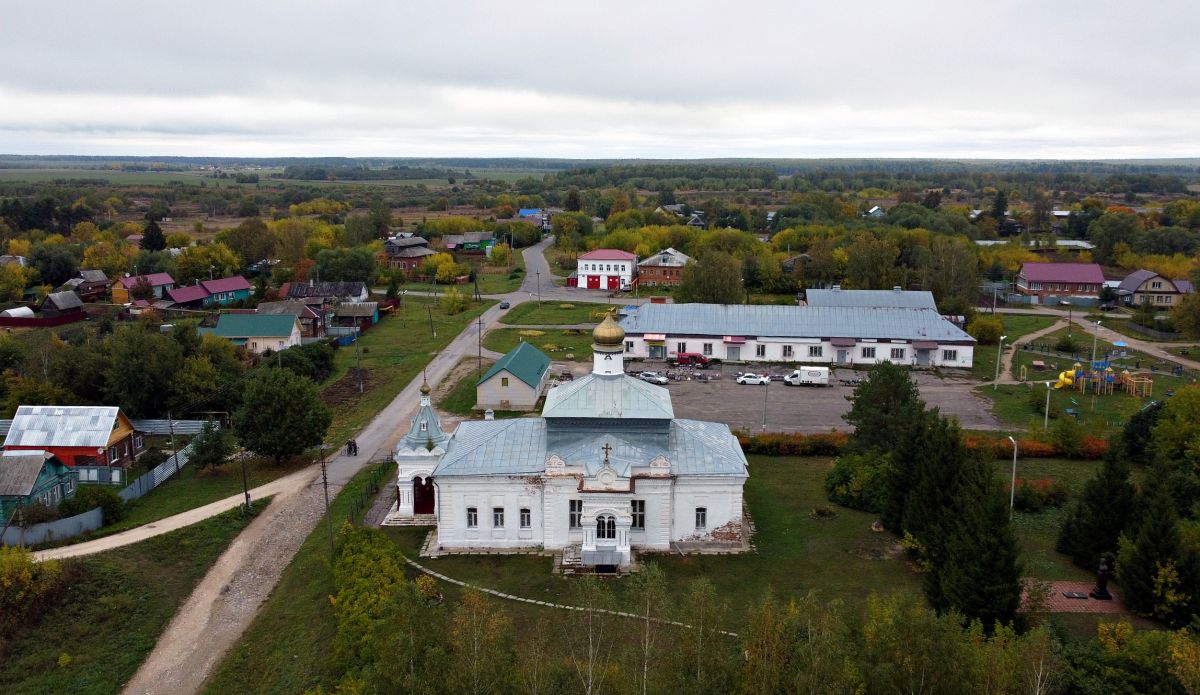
<box><xmin>672</xmin><ymin>352</ymin><xmax>712</xmax><ymax>368</ymax></box>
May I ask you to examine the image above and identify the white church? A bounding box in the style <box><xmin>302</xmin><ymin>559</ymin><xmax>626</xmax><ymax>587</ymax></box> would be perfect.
<box><xmin>389</xmin><ymin>314</ymin><xmax>749</xmax><ymax>569</ymax></box>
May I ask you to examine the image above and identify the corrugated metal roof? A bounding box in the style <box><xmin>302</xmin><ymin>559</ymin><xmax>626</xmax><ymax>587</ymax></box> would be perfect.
<box><xmin>542</xmin><ymin>374</ymin><xmax>674</xmax><ymax>420</ymax></box>
<box><xmin>1019</xmin><ymin>262</ymin><xmax>1104</xmax><ymax>284</ymax></box>
<box><xmin>168</xmin><ymin>285</ymin><xmax>209</xmax><ymax>304</ymax></box>
<box><xmin>4</xmin><ymin>406</ymin><xmax>122</xmax><ymax>449</ymax></box>
<box><xmin>0</xmin><ymin>452</ymin><xmax>51</xmax><ymax>496</ymax></box>
<box><xmin>620</xmin><ymin>303</ymin><xmax>975</xmax><ymax>343</ymax></box>
<box><xmin>210</xmin><ymin>314</ymin><xmax>299</xmax><ymax>338</ymax></box>
<box><xmin>806</xmin><ymin>288</ymin><xmax>937</xmax><ymax>310</ymax></box>
<box><xmin>117</xmin><ymin>273</ymin><xmax>175</xmax><ymax>289</ymax></box>
<box><xmin>638</xmin><ymin>247</ymin><xmax>691</xmax><ymax>268</ymax></box>
<box><xmin>1118</xmin><ymin>269</ymin><xmax>1158</xmax><ymax>293</ymax></box>
<box><xmin>201</xmin><ymin>276</ymin><xmax>251</xmax><ymax>294</ymax></box>
<box><xmin>479</xmin><ymin>342</ymin><xmax>551</xmax><ymax>389</ymax></box>
<box><xmin>334</xmin><ymin>302</ymin><xmax>378</xmax><ymax>318</ymax></box>
<box><xmin>579</xmin><ymin>249</ymin><xmax>636</xmax><ymax>261</ymax></box>
<box><xmin>43</xmin><ymin>291</ymin><xmax>83</xmax><ymax>311</ymax></box>
<box><xmin>434</xmin><ymin>418</ymin><xmax>746</xmax><ymax>478</ymax></box>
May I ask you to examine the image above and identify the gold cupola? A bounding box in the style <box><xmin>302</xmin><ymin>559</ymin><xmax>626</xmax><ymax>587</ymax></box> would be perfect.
<box><xmin>592</xmin><ymin>313</ymin><xmax>625</xmax><ymax>347</ymax></box>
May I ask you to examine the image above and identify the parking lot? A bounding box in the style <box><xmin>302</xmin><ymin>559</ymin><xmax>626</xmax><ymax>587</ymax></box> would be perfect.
<box><xmin>629</xmin><ymin>363</ymin><xmax>1002</xmax><ymax>434</ymax></box>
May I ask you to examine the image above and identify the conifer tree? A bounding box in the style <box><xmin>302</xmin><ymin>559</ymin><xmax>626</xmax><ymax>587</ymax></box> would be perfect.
<box><xmin>938</xmin><ymin>464</ymin><xmax>1023</xmax><ymax>627</ymax></box>
<box><xmin>844</xmin><ymin>361</ymin><xmax>926</xmax><ymax>456</ymax></box>
<box><xmin>141</xmin><ymin>219</ymin><xmax>167</xmax><ymax>251</ymax></box>
<box><xmin>880</xmin><ymin>407</ymin><xmax>936</xmax><ymax>533</ymax></box>
<box><xmin>1056</xmin><ymin>441</ymin><xmax>1136</xmax><ymax>568</ymax></box>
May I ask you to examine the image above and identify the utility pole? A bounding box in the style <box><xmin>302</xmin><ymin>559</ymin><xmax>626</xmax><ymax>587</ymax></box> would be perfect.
<box><xmin>320</xmin><ymin>444</ymin><xmax>333</xmax><ymax>563</ymax></box>
<box><xmin>167</xmin><ymin>411</ymin><xmax>178</xmax><ymax>476</ymax></box>
<box><xmin>536</xmin><ymin>270</ymin><xmax>541</xmax><ymax>304</ymax></box>
<box><xmin>427</xmin><ymin>306</ymin><xmax>436</xmax><ymax>337</ymax></box>
<box><xmin>355</xmin><ymin>325</ymin><xmax>363</xmax><ymax>394</ymax></box>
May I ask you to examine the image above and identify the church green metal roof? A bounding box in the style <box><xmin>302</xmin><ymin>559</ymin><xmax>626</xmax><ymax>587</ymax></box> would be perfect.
<box><xmin>542</xmin><ymin>374</ymin><xmax>674</xmax><ymax>420</ymax></box>
<box><xmin>478</xmin><ymin>342</ymin><xmax>551</xmax><ymax>390</ymax></box>
<box><xmin>433</xmin><ymin>418</ymin><xmax>746</xmax><ymax>478</ymax></box>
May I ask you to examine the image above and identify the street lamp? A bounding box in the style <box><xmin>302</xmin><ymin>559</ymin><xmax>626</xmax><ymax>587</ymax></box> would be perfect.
<box><xmin>536</xmin><ymin>270</ymin><xmax>541</xmax><ymax>304</ymax></box>
<box><xmin>761</xmin><ymin>378</ymin><xmax>769</xmax><ymax>431</ymax></box>
<box><xmin>1061</xmin><ymin>300</ymin><xmax>1072</xmax><ymax>337</ymax></box>
<box><xmin>993</xmin><ymin>334</ymin><xmax>1008</xmax><ymax>390</ymax></box>
<box><xmin>1043</xmin><ymin>381</ymin><xmax>1052</xmax><ymax>431</ymax></box>
<box><xmin>1008</xmin><ymin>436</ymin><xmax>1018</xmax><ymax>520</ymax></box>
<box><xmin>1090</xmin><ymin>320</ymin><xmax>1102</xmax><ymax>366</ymax></box>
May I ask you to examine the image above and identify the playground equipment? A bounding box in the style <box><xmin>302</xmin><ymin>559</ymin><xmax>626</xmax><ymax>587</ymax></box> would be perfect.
<box><xmin>1053</xmin><ymin>363</ymin><xmax>1081</xmax><ymax>389</ymax></box>
<box><xmin>1122</xmin><ymin>371</ymin><xmax>1154</xmax><ymax>398</ymax></box>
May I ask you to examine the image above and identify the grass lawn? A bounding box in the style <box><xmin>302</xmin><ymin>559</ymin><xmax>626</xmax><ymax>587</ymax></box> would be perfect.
<box><xmin>499</xmin><ymin>301</ymin><xmax>609</xmax><ymax>326</ymax></box>
<box><xmin>543</xmin><ymin>246</ymin><xmax>575</xmax><ymax>278</ymax></box>
<box><xmin>322</xmin><ymin>298</ymin><xmax>494</xmax><ymax>447</ymax></box>
<box><xmin>483</xmin><ymin>327</ymin><xmax>594</xmax><ymax>361</ymax></box>
<box><xmin>437</xmin><ymin>357</ymin><xmax>530</xmax><ymax>418</ymax></box>
<box><xmin>402</xmin><ymin>252</ymin><xmax>526</xmax><ymax>295</ymax></box>
<box><xmin>48</xmin><ymin>456</ymin><xmax>313</xmax><ymax>546</ymax></box>
<box><xmin>0</xmin><ymin>501</ymin><xmax>267</xmax><ymax>695</ymax></box>
<box><xmin>204</xmin><ymin>462</ymin><xmax>391</xmax><ymax>695</ymax></box>
<box><xmin>971</xmin><ymin>313</ymin><xmax>1059</xmax><ymax>380</ymax></box>
<box><xmin>977</xmin><ymin>383</ymin><xmax>1144</xmax><ymax>437</ymax></box>
<box><xmin>1165</xmin><ymin>343</ymin><xmax>1200</xmax><ymax>359</ymax></box>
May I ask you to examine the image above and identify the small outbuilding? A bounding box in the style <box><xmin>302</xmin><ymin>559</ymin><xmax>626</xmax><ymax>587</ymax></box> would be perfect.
<box><xmin>40</xmin><ymin>291</ymin><xmax>85</xmax><ymax>318</ymax></box>
<box><xmin>476</xmin><ymin>342</ymin><xmax>551</xmax><ymax>411</ymax></box>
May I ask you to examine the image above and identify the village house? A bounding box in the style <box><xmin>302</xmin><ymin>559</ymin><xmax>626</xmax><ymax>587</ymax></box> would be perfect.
<box><xmin>58</xmin><ymin>269</ymin><xmax>110</xmax><ymax>302</ymax></box>
<box><xmin>384</xmin><ymin>236</ymin><xmax>437</xmax><ymax>274</ymax></box>
<box><xmin>205</xmin><ymin>314</ymin><xmax>303</xmax><ymax>354</ymax></box>
<box><xmin>256</xmin><ymin>300</ymin><xmax>327</xmax><ymax>338</ymax></box>
<box><xmin>112</xmin><ymin>272</ymin><xmax>177</xmax><ymax>304</ymax></box>
<box><xmin>574</xmin><ymin>249</ymin><xmax>637</xmax><ymax>291</ymax></box>
<box><xmin>442</xmin><ymin>231</ymin><xmax>495</xmax><ymax>254</ymax></box>
<box><xmin>333</xmin><ymin>301</ymin><xmax>380</xmax><ymax>332</ymax></box>
<box><xmin>619</xmin><ymin>302</ymin><xmax>975</xmax><ymax>368</ymax></box>
<box><xmin>1015</xmin><ymin>262</ymin><xmax>1105</xmax><ymax>303</ymax></box>
<box><xmin>1117</xmin><ymin>269</ymin><xmax>1195</xmax><ymax>307</ymax></box>
<box><xmin>40</xmin><ymin>291</ymin><xmax>84</xmax><ymax>318</ymax></box>
<box><xmin>0</xmin><ymin>451</ymin><xmax>76</xmax><ymax>523</ymax></box>
<box><xmin>3</xmin><ymin>406</ymin><xmax>144</xmax><ymax>485</ymax></box>
<box><xmin>282</xmin><ymin>280</ymin><xmax>369</xmax><ymax>304</ymax></box>
<box><xmin>476</xmin><ymin>342</ymin><xmax>551</xmax><ymax>411</ymax></box>
<box><xmin>166</xmin><ymin>276</ymin><xmax>253</xmax><ymax>309</ymax></box>
<box><xmin>388</xmin><ymin>316</ymin><xmax>749</xmax><ymax>570</ymax></box>
<box><xmin>637</xmin><ymin>247</ymin><xmax>691</xmax><ymax>288</ymax></box>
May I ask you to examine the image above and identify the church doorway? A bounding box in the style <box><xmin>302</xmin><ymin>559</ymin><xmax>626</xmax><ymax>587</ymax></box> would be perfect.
<box><xmin>413</xmin><ymin>477</ymin><xmax>435</xmax><ymax>514</ymax></box>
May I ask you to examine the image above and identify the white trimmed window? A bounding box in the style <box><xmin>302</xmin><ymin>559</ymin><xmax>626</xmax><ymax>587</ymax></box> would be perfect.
<box><xmin>782</xmin><ymin>345</ymin><xmax>793</xmax><ymax>358</ymax></box>
<box><xmin>890</xmin><ymin>347</ymin><xmax>906</xmax><ymax>359</ymax></box>
<box><xmin>862</xmin><ymin>346</ymin><xmax>876</xmax><ymax>359</ymax></box>
<box><xmin>520</xmin><ymin>508</ymin><xmax>531</xmax><ymax>528</ymax></box>
<box><xmin>702</xmin><ymin>343</ymin><xmax>713</xmax><ymax>356</ymax></box>
<box><xmin>631</xmin><ymin>500</ymin><xmax>645</xmax><ymax>529</ymax></box>
<box><xmin>942</xmin><ymin>349</ymin><xmax>958</xmax><ymax>362</ymax></box>
<box><xmin>695</xmin><ymin>507</ymin><xmax>707</xmax><ymax>530</ymax></box>
<box><xmin>466</xmin><ymin>507</ymin><xmax>478</xmax><ymax>528</ymax></box>
<box><xmin>756</xmin><ymin>344</ymin><xmax>766</xmax><ymax>357</ymax></box>
<box><xmin>569</xmin><ymin>500</ymin><xmax>582</xmax><ymax>529</ymax></box>
<box><xmin>676</xmin><ymin>342</ymin><xmax>687</xmax><ymax>353</ymax></box>
<box><xmin>808</xmin><ymin>345</ymin><xmax>823</xmax><ymax>358</ymax></box>
<box><xmin>493</xmin><ymin>507</ymin><xmax>504</xmax><ymax>527</ymax></box>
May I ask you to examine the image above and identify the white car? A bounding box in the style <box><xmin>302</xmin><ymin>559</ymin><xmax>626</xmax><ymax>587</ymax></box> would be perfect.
<box><xmin>736</xmin><ymin>373</ymin><xmax>770</xmax><ymax>385</ymax></box>
<box><xmin>638</xmin><ymin>371</ymin><xmax>669</xmax><ymax>385</ymax></box>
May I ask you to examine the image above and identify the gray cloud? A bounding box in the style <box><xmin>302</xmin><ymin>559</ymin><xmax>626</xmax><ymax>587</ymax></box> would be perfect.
<box><xmin>1</xmin><ymin>0</ymin><xmax>1197</xmax><ymax>157</ymax></box>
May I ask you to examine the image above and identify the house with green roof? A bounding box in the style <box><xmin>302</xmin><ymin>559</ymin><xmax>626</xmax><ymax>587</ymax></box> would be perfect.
<box><xmin>205</xmin><ymin>313</ymin><xmax>302</xmax><ymax>355</ymax></box>
<box><xmin>476</xmin><ymin>342</ymin><xmax>551</xmax><ymax>411</ymax></box>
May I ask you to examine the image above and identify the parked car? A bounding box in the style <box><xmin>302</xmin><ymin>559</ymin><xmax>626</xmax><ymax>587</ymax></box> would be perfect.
<box><xmin>638</xmin><ymin>371</ymin><xmax>669</xmax><ymax>385</ymax></box>
<box><xmin>672</xmin><ymin>352</ymin><xmax>712</xmax><ymax>368</ymax></box>
<box><xmin>499</xmin><ymin>300</ymin><xmax>510</xmax><ymax>309</ymax></box>
<box><xmin>784</xmin><ymin>367</ymin><xmax>831</xmax><ymax>386</ymax></box>
<box><xmin>735</xmin><ymin>373</ymin><xmax>770</xmax><ymax>385</ymax></box>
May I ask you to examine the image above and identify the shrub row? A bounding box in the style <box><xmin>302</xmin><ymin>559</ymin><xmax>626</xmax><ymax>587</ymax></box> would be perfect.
<box><xmin>737</xmin><ymin>431</ymin><xmax>1109</xmax><ymax>460</ymax></box>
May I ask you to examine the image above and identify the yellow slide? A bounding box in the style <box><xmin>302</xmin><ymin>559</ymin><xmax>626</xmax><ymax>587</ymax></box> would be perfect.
<box><xmin>1054</xmin><ymin>369</ymin><xmax>1075</xmax><ymax>389</ymax></box>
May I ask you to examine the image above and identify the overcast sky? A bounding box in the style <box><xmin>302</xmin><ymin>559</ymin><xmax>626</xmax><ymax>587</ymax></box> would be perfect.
<box><xmin>2</xmin><ymin>1</ymin><xmax>1197</xmax><ymax>159</ymax></box>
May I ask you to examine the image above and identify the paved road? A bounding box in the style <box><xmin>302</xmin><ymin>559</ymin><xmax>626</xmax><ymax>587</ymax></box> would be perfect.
<box><xmin>117</xmin><ymin>237</ymin><xmax>625</xmax><ymax>695</ymax></box>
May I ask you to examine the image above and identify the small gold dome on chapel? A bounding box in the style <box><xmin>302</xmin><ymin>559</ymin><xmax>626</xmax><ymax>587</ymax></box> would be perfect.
<box><xmin>592</xmin><ymin>313</ymin><xmax>625</xmax><ymax>346</ymax></box>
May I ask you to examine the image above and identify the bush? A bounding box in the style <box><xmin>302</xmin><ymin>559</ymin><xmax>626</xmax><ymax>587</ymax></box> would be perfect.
<box><xmin>825</xmin><ymin>452</ymin><xmax>891</xmax><ymax>512</ymax></box>
<box><xmin>1027</xmin><ymin>383</ymin><xmax>1059</xmax><ymax>418</ymax></box>
<box><xmin>1011</xmin><ymin>477</ymin><xmax>1070</xmax><ymax>512</ymax></box>
<box><xmin>736</xmin><ymin>431</ymin><xmax>848</xmax><ymax>456</ymax></box>
<box><xmin>138</xmin><ymin>445</ymin><xmax>168</xmax><ymax>472</ymax></box>
<box><xmin>17</xmin><ymin>502</ymin><xmax>59</xmax><ymax>525</ymax></box>
<box><xmin>966</xmin><ymin>315</ymin><xmax>1004</xmax><ymax>345</ymax></box>
<box><xmin>1055</xmin><ymin>334</ymin><xmax>1078</xmax><ymax>353</ymax></box>
<box><xmin>1052</xmin><ymin>416</ymin><xmax>1084</xmax><ymax>457</ymax></box>
<box><xmin>0</xmin><ymin>546</ymin><xmax>66</xmax><ymax>641</ymax></box>
<box><xmin>59</xmin><ymin>485</ymin><xmax>126</xmax><ymax>525</ymax></box>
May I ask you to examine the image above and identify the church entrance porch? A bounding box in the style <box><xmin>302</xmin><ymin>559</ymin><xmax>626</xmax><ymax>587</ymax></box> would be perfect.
<box><xmin>413</xmin><ymin>476</ymin><xmax>435</xmax><ymax>514</ymax></box>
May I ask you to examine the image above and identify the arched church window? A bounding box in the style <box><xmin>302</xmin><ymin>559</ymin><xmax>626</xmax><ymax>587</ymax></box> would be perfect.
<box><xmin>597</xmin><ymin>514</ymin><xmax>616</xmax><ymax>540</ymax></box>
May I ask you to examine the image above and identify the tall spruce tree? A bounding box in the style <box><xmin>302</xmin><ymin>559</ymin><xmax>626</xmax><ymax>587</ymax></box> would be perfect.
<box><xmin>1116</xmin><ymin>461</ymin><xmax>1200</xmax><ymax>626</ymax></box>
<box><xmin>1056</xmin><ymin>441</ymin><xmax>1136</xmax><ymax>568</ymax></box>
<box><xmin>938</xmin><ymin>464</ymin><xmax>1023</xmax><ymax>627</ymax></box>
<box><xmin>141</xmin><ymin>219</ymin><xmax>167</xmax><ymax>251</ymax></box>
<box><xmin>844</xmin><ymin>361</ymin><xmax>926</xmax><ymax>455</ymax></box>
<box><xmin>880</xmin><ymin>407</ymin><xmax>937</xmax><ymax>533</ymax></box>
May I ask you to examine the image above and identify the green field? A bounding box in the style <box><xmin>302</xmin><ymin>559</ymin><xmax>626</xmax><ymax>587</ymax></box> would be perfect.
<box><xmin>977</xmin><ymin>383</ymin><xmax>1142</xmax><ymax>438</ymax></box>
<box><xmin>0</xmin><ymin>501</ymin><xmax>266</xmax><ymax>695</ymax></box>
<box><xmin>542</xmin><ymin>246</ymin><xmax>575</xmax><ymax>278</ymax></box>
<box><xmin>483</xmin><ymin>327</ymin><xmax>594</xmax><ymax>361</ymax></box>
<box><xmin>205</xmin><ymin>463</ymin><xmax>391</xmax><ymax>695</ymax></box>
<box><xmin>499</xmin><ymin>301</ymin><xmax>608</xmax><ymax>325</ymax></box>
<box><xmin>402</xmin><ymin>251</ymin><xmax>526</xmax><ymax>295</ymax></box>
<box><xmin>436</xmin><ymin>358</ymin><xmax>529</xmax><ymax>418</ymax></box>
<box><xmin>970</xmin><ymin>313</ymin><xmax>1059</xmax><ymax>380</ymax></box>
<box><xmin>0</xmin><ymin>168</ymin><xmax>249</xmax><ymax>186</ymax></box>
<box><xmin>323</xmin><ymin>298</ymin><xmax>494</xmax><ymax>447</ymax></box>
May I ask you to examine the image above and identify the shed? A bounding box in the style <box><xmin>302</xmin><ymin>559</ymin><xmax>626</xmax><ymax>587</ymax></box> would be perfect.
<box><xmin>477</xmin><ymin>342</ymin><xmax>551</xmax><ymax>411</ymax></box>
<box><xmin>0</xmin><ymin>306</ymin><xmax>34</xmax><ymax>318</ymax></box>
<box><xmin>40</xmin><ymin>291</ymin><xmax>85</xmax><ymax>318</ymax></box>
<box><xmin>0</xmin><ymin>451</ymin><xmax>76</xmax><ymax>523</ymax></box>
<box><xmin>334</xmin><ymin>301</ymin><xmax>380</xmax><ymax>331</ymax></box>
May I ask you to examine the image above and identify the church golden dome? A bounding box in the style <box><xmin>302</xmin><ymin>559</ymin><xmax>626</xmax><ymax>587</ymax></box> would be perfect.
<box><xmin>592</xmin><ymin>313</ymin><xmax>625</xmax><ymax>346</ymax></box>
<box><xmin>420</xmin><ymin>382</ymin><xmax>431</xmax><ymax>395</ymax></box>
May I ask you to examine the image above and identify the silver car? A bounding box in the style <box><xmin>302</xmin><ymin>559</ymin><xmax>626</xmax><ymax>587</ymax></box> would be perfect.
<box><xmin>638</xmin><ymin>371</ymin><xmax>669</xmax><ymax>385</ymax></box>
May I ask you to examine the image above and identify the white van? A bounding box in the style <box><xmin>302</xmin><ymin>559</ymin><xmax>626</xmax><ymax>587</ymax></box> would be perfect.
<box><xmin>784</xmin><ymin>367</ymin><xmax>830</xmax><ymax>387</ymax></box>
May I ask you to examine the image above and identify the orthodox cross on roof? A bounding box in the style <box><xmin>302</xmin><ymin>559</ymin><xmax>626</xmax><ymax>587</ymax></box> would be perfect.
<box><xmin>601</xmin><ymin>442</ymin><xmax>612</xmax><ymax>465</ymax></box>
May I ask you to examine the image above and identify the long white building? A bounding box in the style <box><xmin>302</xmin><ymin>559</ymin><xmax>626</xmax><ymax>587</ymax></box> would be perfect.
<box><xmin>619</xmin><ymin>303</ymin><xmax>975</xmax><ymax>368</ymax></box>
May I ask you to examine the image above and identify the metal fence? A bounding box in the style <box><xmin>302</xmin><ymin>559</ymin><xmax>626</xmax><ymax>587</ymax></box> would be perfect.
<box><xmin>119</xmin><ymin>439</ymin><xmax>197</xmax><ymax>502</ymax></box>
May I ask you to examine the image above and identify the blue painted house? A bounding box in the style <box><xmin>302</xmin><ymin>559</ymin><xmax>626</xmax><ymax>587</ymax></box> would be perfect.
<box><xmin>0</xmin><ymin>451</ymin><xmax>76</xmax><ymax>523</ymax></box>
<box><xmin>167</xmin><ymin>276</ymin><xmax>253</xmax><ymax>309</ymax></box>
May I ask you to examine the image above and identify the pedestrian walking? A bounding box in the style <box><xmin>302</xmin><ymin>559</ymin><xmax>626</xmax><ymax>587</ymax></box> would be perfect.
<box><xmin>346</xmin><ymin>440</ymin><xmax>354</xmax><ymax>456</ymax></box>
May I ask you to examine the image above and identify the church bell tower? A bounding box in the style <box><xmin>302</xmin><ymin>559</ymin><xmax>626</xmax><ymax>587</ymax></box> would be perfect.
<box><xmin>591</xmin><ymin>313</ymin><xmax>625</xmax><ymax>376</ymax></box>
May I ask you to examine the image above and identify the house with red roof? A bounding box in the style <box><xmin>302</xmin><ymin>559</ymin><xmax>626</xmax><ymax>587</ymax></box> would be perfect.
<box><xmin>574</xmin><ymin>249</ymin><xmax>638</xmax><ymax>291</ymax></box>
<box><xmin>111</xmin><ymin>272</ymin><xmax>177</xmax><ymax>304</ymax></box>
<box><xmin>1015</xmin><ymin>262</ymin><xmax>1105</xmax><ymax>303</ymax></box>
<box><xmin>166</xmin><ymin>276</ymin><xmax>252</xmax><ymax>309</ymax></box>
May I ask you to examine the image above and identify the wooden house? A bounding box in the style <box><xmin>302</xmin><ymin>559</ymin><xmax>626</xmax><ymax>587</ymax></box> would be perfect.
<box><xmin>334</xmin><ymin>301</ymin><xmax>379</xmax><ymax>332</ymax></box>
<box><xmin>112</xmin><ymin>273</ymin><xmax>177</xmax><ymax>304</ymax></box>
<box><xmin>3</xmin><ymin>406</ymin><xmax>144</xmax><ymax>485</ymax></box>
<box><xmin>256</xmin><ymin>300</ymin><xmax>327</xmax><ymax>338</ymax></box>
<box><xmin>40</xmin><ymin>291</ymin><xmax>84</xmax><ymax>318</ymax></box>
<box><xmin>0</xmin><ymin>451</ymin><xmax>76</xmax><ymax>523</ymax></box>
<box><xmin>205</xmin><ymin>314</ymin><xmax>303</xmax><ymax>354</ymax></box>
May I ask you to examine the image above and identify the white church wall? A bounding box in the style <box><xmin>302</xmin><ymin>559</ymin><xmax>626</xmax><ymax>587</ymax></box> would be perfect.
<box><xmin>671</xmin><ymin>478</ymin><xmax>744</xmax><ymax>542</ymax></box>
<box><xmin>629</xmin><ymin>478</ymin><xmax>673</xmax><ymax>550</ymax></box>
<box><xmin>436</xmin><ymin>477</ymin><xmax>546</xmax><ymax>549</ymax></box>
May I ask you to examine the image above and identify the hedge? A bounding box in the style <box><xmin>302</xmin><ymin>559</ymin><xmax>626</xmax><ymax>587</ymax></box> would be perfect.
<box><xmin>736</xmin><ymin>431</ymin><xmax>1109</xmax><ymax>461</ymax></box>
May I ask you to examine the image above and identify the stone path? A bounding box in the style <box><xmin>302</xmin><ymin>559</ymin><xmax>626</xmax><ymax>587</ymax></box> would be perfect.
<box><xmin>1025</xmin><ymin>580</ymin><xmax>1127</xmax><ymax>615</ymax></box>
